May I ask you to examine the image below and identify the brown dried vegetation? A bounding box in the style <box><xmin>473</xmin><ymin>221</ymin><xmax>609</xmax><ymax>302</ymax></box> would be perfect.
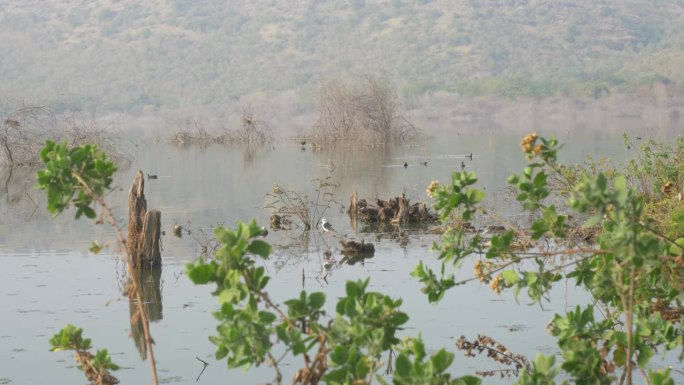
<box><xmin>312</xmin><ymin>76</ymin><xmax>419</xmax><ymax>145</ymax></box>
<box><xmin>1</xmin><ymin>106</ymin><xmax>125</xmax><ymax>166</ymax></box>
<box><xmin>169</xmin><ymin>108</ymin><xmax>273</xmax><ymax>146</ymax></box>
<box><xmin>456</xmin><ymin>334</ymin><xmax>531</xmax><ymax>379</ymax></box>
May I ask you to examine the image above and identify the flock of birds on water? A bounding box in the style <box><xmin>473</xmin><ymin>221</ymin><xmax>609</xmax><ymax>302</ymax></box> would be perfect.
<box><xmin>402</xmin><ymin>152</ymin><xmax>472</xmax><ymax>170</ymax></box>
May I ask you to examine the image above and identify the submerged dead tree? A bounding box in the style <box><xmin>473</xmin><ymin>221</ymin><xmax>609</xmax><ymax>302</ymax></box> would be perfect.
<box><xmin>312</xmin><ymin>76</ymin><xmax>419</xmax><ymax>144</ymax></box>
<box><xmin>168</xmin><ymin>108</ymin><xmax>273</xmax><ymax>146</ymax></box>
<box><xmin>1</xmin><ymin>105</ymin><xmax>126</xmax><ymax>166</ymax></box>
<box><xmin>128</xmin><ymin>171</ymin><xmax>161</xmax><ymax>267</ymax></box>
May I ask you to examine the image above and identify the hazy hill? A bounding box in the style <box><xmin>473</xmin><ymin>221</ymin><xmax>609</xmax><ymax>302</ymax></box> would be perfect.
<box><xmin>2</xmin><ymin>0</ymin><xmax>684</xmax><ymax>113</ymax></box>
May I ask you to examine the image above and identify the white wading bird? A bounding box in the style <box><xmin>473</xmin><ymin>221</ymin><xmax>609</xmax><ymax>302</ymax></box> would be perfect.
<box><xmin>321</xmin><ymin>218</ymin><xmax>336</xmax><ymax>233</ymax></box>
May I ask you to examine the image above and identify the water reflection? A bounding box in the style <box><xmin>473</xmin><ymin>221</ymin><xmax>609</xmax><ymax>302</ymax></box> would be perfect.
<box><xmin>128</xmin><ymin>265</ymin><xmax>163</xmax><ymax>360</ymax></box>
<box><xmin>309</xmin><ymin>144</ymin><xmax>403</xmax><ymax>196</ymax></box>
<box><xmin>241</xmin><ymin>144</ymin><xmax>273</xmax><ymax>168</ymax></box>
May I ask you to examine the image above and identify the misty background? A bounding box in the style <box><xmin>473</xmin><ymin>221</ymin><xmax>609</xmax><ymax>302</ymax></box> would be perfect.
<box><xmin>2</xmin><ymin>0</ymin><xmax>684</xmax><ymax>124</ymax></box>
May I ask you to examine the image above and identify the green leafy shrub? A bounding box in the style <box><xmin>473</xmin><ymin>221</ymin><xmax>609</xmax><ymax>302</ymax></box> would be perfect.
<box><xmin>186</xmin><ymin>220</ymin><xmax>481</xmax><ymax>385</ymax></box>
<box><xmin>50</xmin><ymin>324</ymin><xmax>119</xmax><ymax>385</ymax></box>
<box><xmin>36</xmin><ymin>140</ymin><xmax>117</xmax><ymax>219</ymax></box>
<box><xmin>419</xmin><ymin>133</ymin><xmax>683</xmax><ymax>385</ymax></box>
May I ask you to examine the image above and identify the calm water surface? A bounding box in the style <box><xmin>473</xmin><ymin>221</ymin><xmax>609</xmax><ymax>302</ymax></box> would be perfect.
<box><xmin>0</xmin><ymin>123</ymin><xmax>680</xmax><ymax>384</ymax></box>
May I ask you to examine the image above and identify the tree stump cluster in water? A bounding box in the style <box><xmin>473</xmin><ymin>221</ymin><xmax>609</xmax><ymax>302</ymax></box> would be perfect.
<box><xmin>348</xmin><ymin>191</ymin><xmax>438</xmax><ymax>224</ymax></box>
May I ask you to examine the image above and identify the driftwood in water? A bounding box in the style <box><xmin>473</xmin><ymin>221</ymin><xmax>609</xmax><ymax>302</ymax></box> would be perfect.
<box><xmin>339</xmin><ymin>239</ymin><xmax>375</xmax><ymax>256</ymax></box>
<box><xmin>347</xmin><ymin>191</ymin><xmax>437</xmax><ymax>224</ymax></box>
<box><xmin>128</xmin><ymin>170</ymin><xmax>162</xmax><ymax>267</ymax></box>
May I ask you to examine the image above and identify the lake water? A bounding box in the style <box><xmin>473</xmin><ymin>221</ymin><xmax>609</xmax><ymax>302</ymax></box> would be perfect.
<box><xmin>0</xmin><ymin>111</ymin><xmax>681</xmax><ymax>384</ymax></box>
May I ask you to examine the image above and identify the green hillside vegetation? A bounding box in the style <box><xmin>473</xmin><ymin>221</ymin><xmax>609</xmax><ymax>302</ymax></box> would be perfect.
<box><xmin>2</xmin><ymin>0</ymin><xmax>684</xmax><ymax>113</ymax></box>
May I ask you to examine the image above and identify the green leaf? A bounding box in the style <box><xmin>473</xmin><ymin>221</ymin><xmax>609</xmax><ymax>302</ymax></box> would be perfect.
<box><xmin>275</xmin><ymin>324</ymin><xmax>290</xmax><ymax>343</ymax></box>
<box><xmin>468</xmin><ymin>189</ymin><xmax>485</xmax><ymax>204</ymax></box>
<box><xmin>648</xmin><ymin>369</ymin><xmax>675</xmax><ymax>385</ymax></box>
<box><xmin>330</xmin><ymin>345</ymin><xmax>348</xmax><ymax>365</ymax></box>
<box><xmin>394</xmin><ymin>353</ymin><xmax>411</xmax><ymax>377</ymax></box>
<box><xmin>308</xmin><ymin>292</ymin><xmax>326</xmax><ymax>309</ymax></box>
<box><xmin>292</xmin><ymin>340</ymin><xmax>306</xmax><ymax>355</ymax></box>
<box><xmin>596</xmin><ymin>173</ymin><xmax>607</xmax><ymax>190</ymax></box>
<box><xmin>93</xmin><ymin>349</ymin><xmax>119</xmax><ymax>370</ymax></box>
<box><xmin>324</xmin><ymin>368</ymin><xmax>348</xmax><ymax>383</ymax></box>
<box><xmin>637</xmin><ymin>345</ymin><xmax>654</xmax><ymax>368</ymax></box>
<box><xmin>247</xmin><ymin>239</ymin><xmax>271</xmax><ymax>258</ymax></box>
<box><xmin>667</xmin><ymin>237</ymin><xmax>684</xmax><ymax>255</ymax></box>
<box><xmin>613</xmin><ymin>346</ymin><xmax>626</xmax><ymax>366</ymax></box>
<box><xmin>502</xmin><ymin>270</ymin><xmax>519</xmax><ymax>284</ymax></box>
<box><xmin>215</xmin><ymin>345</ymin><xmax>228</xmax><ymax>359</ymax></box>
<box><xmin>187</xmin><ymin>263</ymin><xmax>215</xmax><ymax>284</ymax></box>
<box><xmin>390</xmin><ymin>312</ymin><xmax>409</xmax><ymax>326</ymax></box>
<box><xmin>345</xmin><ymin>280</ymin><xmax>360</xmax><ymax>298</ymax></box>
<box><xmin>614</xmin><ymin>174</ymin><xmax>627</xmax><ymax>191</ymax></box>
<box><xmin>532</xmin><ymin>354</ymin><xmax>556</xmax><ymax>374</ymax></box>
<box><xmin>430</xmin><ymin>349</ymin><xmax>454</xmax><ymax>373</ymax></box>
<box><xmin>258</xmin><ymin>311</ymin><xmax>276</xmax><ymax>323</ymax></box>
<box><xmin>453</xmin><ymin>375</ymin><xmax>482</xmax><ymax>385</ymax></box>
<box><xmin>532</xmin><ymin>170</ymin><xmax>547</xmax><ymax>188</ymax></box>
<box><xmin>82</xmin><ymin>206</ymin><xmax>96</xmax><ymax>219</ymax></box>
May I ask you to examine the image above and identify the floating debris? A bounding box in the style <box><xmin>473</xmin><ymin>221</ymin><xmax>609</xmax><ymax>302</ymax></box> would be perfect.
<box><xmin>339</xmin><ymin>239</ymin><xmax>375</xmax><ymax>256</ymax></box>
<box><xmin>270</xmin><ymin>213</ymin><xmax>293</xmax><ymax>230</ymax></box>
<box><xmin>173</xmin><ymin>224</ymin><xmax>183</xmax><ymax>238</ymax></box>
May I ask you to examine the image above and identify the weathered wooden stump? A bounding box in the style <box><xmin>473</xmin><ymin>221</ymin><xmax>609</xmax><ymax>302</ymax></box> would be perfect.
<box><xmin>394</xmin><ymin>194</ymin><xmax>409</xmax><ymax>223</ymax></box>
<box><xmin>128</xmin><ymin>170</ymin><xmax>161</xmax><ymax>267</ymax></box>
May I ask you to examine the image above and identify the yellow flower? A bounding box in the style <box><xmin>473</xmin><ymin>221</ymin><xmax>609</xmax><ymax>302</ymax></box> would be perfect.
<box><xmin>520</xmin><ymin>133</ymin><xmax>539</xmax><ymax>153</ymax></box>
<box><xmin>532</xmin><ymin>143</ymin><xmax>543</xmax><ymax>157</ymax></box>
<box><xmin>489</xmin><ymin>274</ymin><xmax>504</xmax><ymax>295</ymax></box>
<box><xmin>474</xmin><ymin>260</ymin><xmax>493</xmax><ymax>283</ymax></box>
<box><xmin>426</xmin><ymin>180</ymin><xmax>439</xmax><ymax>197</ymax></box>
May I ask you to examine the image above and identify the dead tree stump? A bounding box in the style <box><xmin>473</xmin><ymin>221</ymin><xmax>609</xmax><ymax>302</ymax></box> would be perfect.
<box><xmin>349</xmin><ymin>190</ymin><xmax>359</xmax><ymax>231</ymax></box>
<box><xmin>394</xmin><ymin>194</ymin><xmax>410</xmax><ymax>223</ymax></box>
<box><xmin>348</xmin><ymin>192</ymin><xmax>437</xmax><ymax>224</ymax></box>
<box><xmin>349</xmin><ymin>190</ymin><xmax>358</xmax><ymax>213</ymax></box>
<box><xmin>128</xmin><ymin>170</ymin><xmax>161</xmax><ymax>267</ymax></box>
